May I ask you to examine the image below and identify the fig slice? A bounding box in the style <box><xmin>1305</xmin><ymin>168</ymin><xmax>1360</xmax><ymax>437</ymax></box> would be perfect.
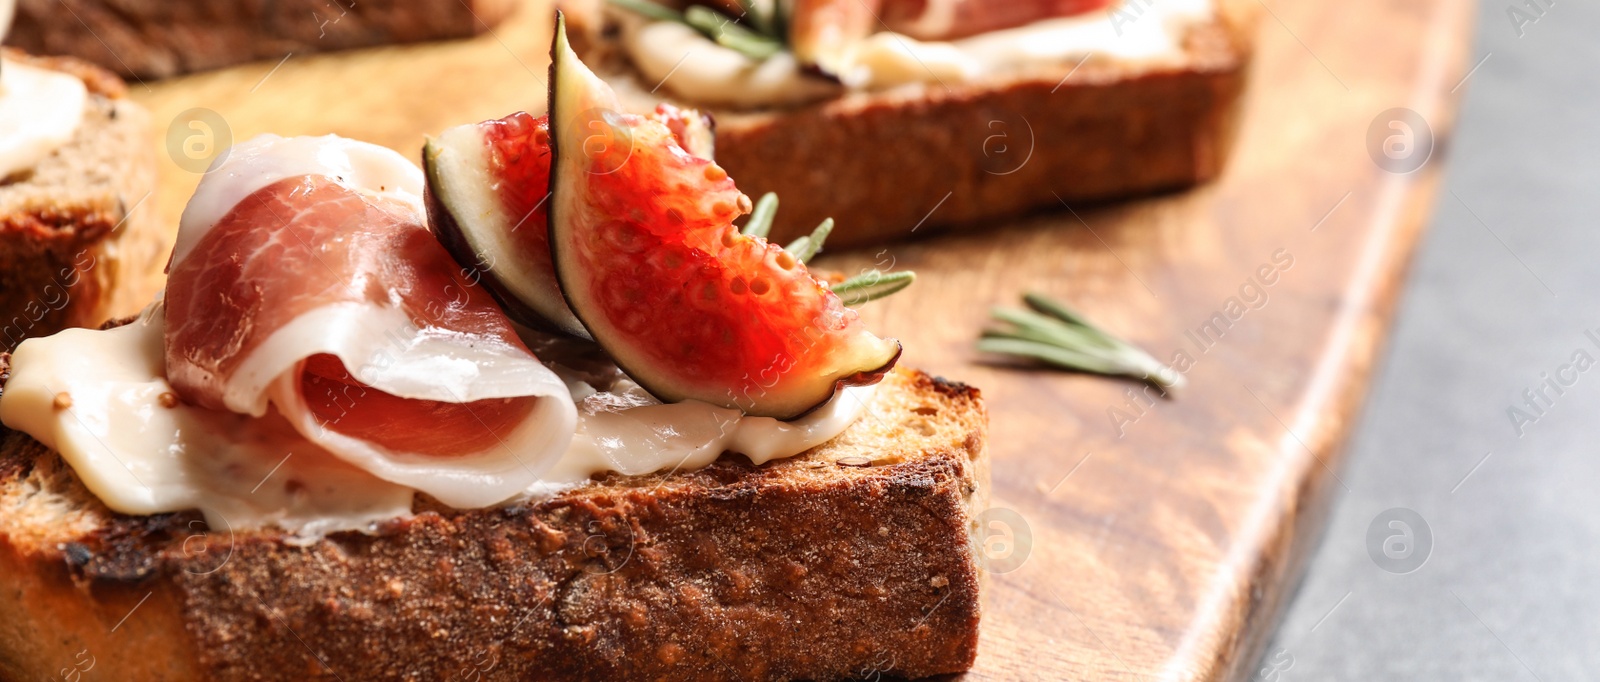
<box><xmin>425</xmin><ymin>112</ymin><xmax>585</xmax><ymax>337</ymax></box>
<box><xmin>547</xmin><ymin>13</ymin><xmax>901</xmax><ymax>420</ymax></box>
<box><xmin>424</xmin><ymin>106</ymin><xmax>715</xmax><ymax>338</ymax></box>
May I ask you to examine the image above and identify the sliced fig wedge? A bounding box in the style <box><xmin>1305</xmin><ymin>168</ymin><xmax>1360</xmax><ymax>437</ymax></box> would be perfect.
<box><xmin>547</xmin><ymin>13</ymin><xmax>900</xmax><ymax>420</ymax></box>
<box><xmin>424</xmin><ymin>107</ymin><xmax>715</xmax><ymax>338</ymax></box>
<box><xmin>425</xmin><ymin>112</ymin><xmax>587</xmax><ymax>337</ymax></box>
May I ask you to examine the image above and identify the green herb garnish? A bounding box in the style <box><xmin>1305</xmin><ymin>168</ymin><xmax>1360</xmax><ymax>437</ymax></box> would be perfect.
<box><xmin>741</xmin><ymin>191</ymin><xmax>780</xmax><ymax>239</ymax></box>
<box><xmin>831</xmin><ymin>270</ymin><xmax>916</xmax><ymax>305</ymax></box>
<box><xmin>685</xmin><ymin>6</ymin><xmax>784</xmax><ymax>59</ymax></box>
<box><xmin>732</xmin><ymin>191</ymin><xmax>912</xmax><ymax>305</ymax></box>
<box><xmin>609</xmin><ymin>0</ymin><xmax>787</xmax><ymax>61</ymax></box>
<box><xmin>980</xmin><ymin>293</ymin><xmax>1184</xmax><ymax>390</ymax></box>
<box><xmin>608</xmin><ymin>0</ymin><xmax>685</xmax><ymax>22</ymax></box>
<box><xmin>783</xmin><ymin>218</ymin><xmax>832</xmax><ymax>263</ymax></box>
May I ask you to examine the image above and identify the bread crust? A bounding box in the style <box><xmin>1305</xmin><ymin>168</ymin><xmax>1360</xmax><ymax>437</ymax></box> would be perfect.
<box><xmin>565</xmin><ymin>1</ymin><xmax>1259</xmax><ymax>247</ymax></box>
<box><xmin>0</xmin><ymin>50</ymin><xmax>162</xmax><ymax>351</ymax></box>
<box><xmin>5</xmin><ymin>0</ymin><xmax>518</xmax><ymax>79</ymax></box>
<box><xmin>0</xmin><ymin>368</ymin><xmax>988</xmax><ymax>681</ymax></box>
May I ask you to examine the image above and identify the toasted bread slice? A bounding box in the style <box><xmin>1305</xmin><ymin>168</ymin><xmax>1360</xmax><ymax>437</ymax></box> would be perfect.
<box><xmin>563</xmin><ymin>0</ymin><xmax>1259</xmax><ymax>248</ymax></box>
<box><xmin>0</xmin><ymin>366</ymin><xmax>988</xmax><ymax>681</ymax></box>
<box><xmin>4</xmin><ymin>0</ymin><xmax>517</xmax><ymax>79</ymax></box>
<box><xmin>0</xmin><ymin>50</ymin><xmax>162</xmax><ymax>351</ymax></box>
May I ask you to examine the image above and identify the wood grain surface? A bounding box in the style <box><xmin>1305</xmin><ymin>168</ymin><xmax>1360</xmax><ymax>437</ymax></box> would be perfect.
<box><xmin>125</xmin><ymin>0</ymin><xmax>1476</xmax><ymax>678</ymax></box>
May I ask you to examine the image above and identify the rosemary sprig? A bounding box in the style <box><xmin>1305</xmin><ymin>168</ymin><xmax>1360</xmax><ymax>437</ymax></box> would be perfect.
<box><xmin>980</xmin><ymin>292</ymin><xmax>1185</xmax><ymax>390</ymax></box>
<box><xmin>741</xmin><ymin>191</ymin><xmax>779</xmax><ymax>238</ymax></box>
<box><xmin>609</xmin><ymin>0</ymin><xmax>786</xmax><ymax>61</ymax></box>
<box><xmin>734</xmin><ymin>190</ymin><xmax>913</xmax><ymax>305</ymax></box>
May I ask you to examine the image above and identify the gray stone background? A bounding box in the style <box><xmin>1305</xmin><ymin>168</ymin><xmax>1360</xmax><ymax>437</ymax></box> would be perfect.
<box><xmin>1261</xmin><ymin>0</ymin><xmax>1595</xmax><ymax>680</ymax></box>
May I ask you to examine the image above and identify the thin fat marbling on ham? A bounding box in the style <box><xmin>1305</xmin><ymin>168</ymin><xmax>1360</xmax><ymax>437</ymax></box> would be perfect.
<box><xmin>163</xmin><ymin>135</ymin><xmax>577</xmax><ymax>508</ymax></box>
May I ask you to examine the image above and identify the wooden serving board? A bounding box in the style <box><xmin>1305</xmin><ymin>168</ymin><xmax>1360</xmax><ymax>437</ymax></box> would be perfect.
<box><xmin>128</xmin><ymin>0</ymin><xmax>1475</xmax><ymax>678</ymax></box>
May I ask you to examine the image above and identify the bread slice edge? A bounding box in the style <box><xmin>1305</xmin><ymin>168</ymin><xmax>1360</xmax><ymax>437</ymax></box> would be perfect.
<box><xmin>0</xmin><ymin>48</ymin><xmax>163</xmax><ymax>350</ymax></box>
<box><xmin>0</xmin><ymin>366</ymin><xmax>989</xmax><ymax>681</ymax></box>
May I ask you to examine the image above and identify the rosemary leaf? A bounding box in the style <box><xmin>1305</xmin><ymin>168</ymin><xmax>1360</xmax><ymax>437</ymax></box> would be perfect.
<box><xmin>981</xmin><ymin>325</ymin><xmax>1101</xmax><ymax>361</ymax></box>
<box><xmin>607</xmin><ymin>0</ymin><xmax>684</xmax><ymax>23</ymax></box>
<box><xmin>988</xmin><ymin>307</ymin><xmax>1118</xmax><ymax>352</ymax></box>
<box><xmin>977</xmin><ymin>337</ymin><xmax>1139</xmax><ymax>378</ymax></box>
<box><xmin>980</xmin><ymin>293</ymin><xmax>1185</xmax><ymax>390</ymax></box>
<box><xmin>609</xmin><ymin>0</ymin><xmax>784</xmax><ymax>59</ymax></box>
<box><xmin>736</xmin><ymin>0</ymin><xmax>774</xmax><ymax>37</ymax></box>
<box><xmin>1022</xmin><ymin>291</ymin><xmax>1096</xmax><ymax>329</ymax></box>
<box><xmin>832</xmin><ymin>269</ymin><xmax>913</xmax><ymax>292</ymax></box>
<box><xmin>784</xmin><ymin>236</ymin><xmax>814</xmax><ymax>261</ymax></box>
<box><xmin>682</xmin><ymin>6</ymin><xmax>728</xmax><ymax>35</ymax></box>
<box><xmin>684</xmin><ymin>6</ymin><xmax>784</xmax><ymax>60</ymax></box>
<box><xmin>718</xmin><ymin>33</ymin><xmax>784</xmax><ymax>60</ymax></box>
<box><xmin>770</xmin><ymin>0</ymin><xmax>789</xmax><ymax>46</ymax></box>
<box><xmin>832</xmin><ymin>270</ymin><xmax>916</xmax><ymax>305</ymax></box>
<box><xmin>784</xmin><ymin>217</ymin><xmax>834</xmax><ymax>263</ymax></box>
<box><xmin>741</xmin><ymin>192</ymin><xmax>779</xmax><ymax>238</ymax></box>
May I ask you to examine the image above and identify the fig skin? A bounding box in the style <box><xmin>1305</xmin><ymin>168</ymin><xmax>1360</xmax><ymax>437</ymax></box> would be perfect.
<box><xmin>422</xmin><ymin>135</ymin><xmax>591</xmax><ymax>338</ymax></box>
<box><xmin>422</xmin><ymin>159</ymin><xmax>590</xmax><ymax>339</ymax></box>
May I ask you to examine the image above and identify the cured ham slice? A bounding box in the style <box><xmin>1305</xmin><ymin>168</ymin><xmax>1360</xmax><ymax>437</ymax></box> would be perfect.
<box><xmin>880</xmin><ymin>0</ymin><xmax>1113</xmax><ymax>40</ymax></box>
<box><xmin>788</xmin><ymin>0</ymin><xmax>1112</xmax><ymax>64</ymax></box>
<box><xmin>163</xmin><ymin>135</ymin><xmax>577</xmax><ymax>508</ymax></box>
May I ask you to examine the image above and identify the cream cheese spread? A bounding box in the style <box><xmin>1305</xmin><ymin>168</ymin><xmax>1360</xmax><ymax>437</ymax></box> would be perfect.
<box><xmin>0</xmin><ymin>309</ymin><xmax>874</xmax><ymax>537</ymax></box>
<box><xmin>540</xmin><ymin>361</ymin><xmax>875</xmax><ymax>487</ymax></box>
<box><xmin>0</xmin><ymin>309</ymin><xmax>418</xmax><ymax>542</ymax></box>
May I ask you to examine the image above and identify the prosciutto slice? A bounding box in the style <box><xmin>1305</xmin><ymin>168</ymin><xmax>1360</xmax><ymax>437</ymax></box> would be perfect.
<box><xmin>786</xmin><ymin>0</ymin><xmax>1111</xmax><ymax>57</ymax></box>
<box><xmin>163</xmin><ymin>135</ymin><xmax>577</xmax><ymax>508</ymax></box>
<box><xmin>879</xmin><ymin>0</ymin><xmax>1113</xmax><ymax>40</ymax></box>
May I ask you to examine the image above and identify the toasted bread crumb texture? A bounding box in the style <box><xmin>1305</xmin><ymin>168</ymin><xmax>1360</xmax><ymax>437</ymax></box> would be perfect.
<box><xmin>4</xmin><ymin>0</ymin><xmax>517</xmax><ymax>79</ymax></box>
<box><xmin>0</xmin><ymin>368</ymin><xmax>988</xmax><ymax>681</ymax></box>
<box><xmin>0</xmin><ymin>50</ymin><xmax>163</xmax><ymax>350</ymax></box>
<box><xmin>563</xmin><ymin>0</ymin><xmax>1256</xmax><ymax>247</ymax></box>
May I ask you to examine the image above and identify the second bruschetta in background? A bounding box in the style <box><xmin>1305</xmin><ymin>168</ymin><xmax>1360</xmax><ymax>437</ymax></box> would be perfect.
<box><xmin>564</xmin><ymin>0</ymin><xmax>1260</xmax><ymax>247</ymax></box>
